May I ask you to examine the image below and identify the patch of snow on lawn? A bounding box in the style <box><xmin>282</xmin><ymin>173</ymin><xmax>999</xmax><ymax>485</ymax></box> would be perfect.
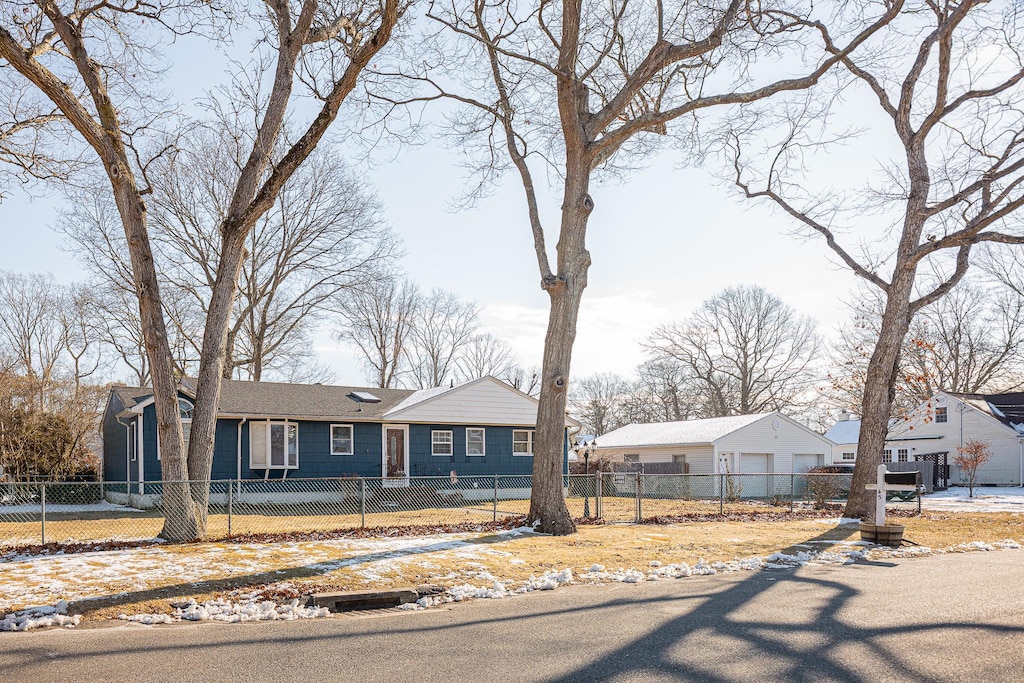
<box><xmin>914</xmin><ymin>487</ymin><xmax>1024</xmax><ymax>513</ymax></box>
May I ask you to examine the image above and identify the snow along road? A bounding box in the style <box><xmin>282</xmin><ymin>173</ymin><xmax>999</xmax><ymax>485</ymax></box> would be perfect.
<box><xmin>4</xmin><ymin>549</ymin><xmax>1024</xmax><ymax>682</ymax></box>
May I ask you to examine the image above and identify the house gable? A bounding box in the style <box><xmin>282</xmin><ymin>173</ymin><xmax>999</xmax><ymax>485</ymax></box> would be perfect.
<box><xmin>383</xmin><ymin>376</ymin><xmax>547</xmax><ymax>426</ymax></box>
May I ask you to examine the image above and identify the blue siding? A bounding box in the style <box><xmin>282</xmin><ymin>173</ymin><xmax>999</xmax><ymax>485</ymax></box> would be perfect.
<box><xmin>114</xmin><ymin>413</ymin><xmax>567</xmax><ymax>482</ymax></box>
<box><xmin>102</xmin><ymin>395</ymin><xmax>128</xmax><ymax>482</ymax></box>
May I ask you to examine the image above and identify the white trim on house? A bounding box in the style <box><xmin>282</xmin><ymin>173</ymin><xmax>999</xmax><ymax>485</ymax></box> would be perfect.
<box><xmin>248</xmin><ymin>420</ymin><xmax>300</xmax><ymax>471</ymax></box>
<box><xmin>513</xmin><ymin>429</ymin><xmax>535</xmax><ymax>456</ymax></box>
<box><xmin>381</xmin><ymin>424</ymin><xmax>410</xmax><ymax>479</ymax></box>
<box><xmin>330</xmin><ymin>424</ymin><xmax>354</xmax><ymax>456</ymax></box>
<box><xmin>136</xmin><ymin>412</ymin><xmax>144</xmax><ymax>494</ymax></box>
<box><xmin>466</xmin><ymin>427</ymin><xmax>486</xmax><ymax>456</ymax></box>
<box><xmin>431</xmin><ymin>429</ymin><xmax>454</xmax><ymax>456</ymax></box>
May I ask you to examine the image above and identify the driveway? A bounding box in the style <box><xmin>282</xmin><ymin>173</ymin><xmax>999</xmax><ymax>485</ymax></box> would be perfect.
<box><xmin>3</xmin><ymin>550</ymin><xmax>1023</xmax><ymax>682</ymax></box>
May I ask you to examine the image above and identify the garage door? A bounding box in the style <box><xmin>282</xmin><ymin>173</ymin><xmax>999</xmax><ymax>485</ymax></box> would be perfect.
<box><xmin>794</xmin><ymin>454</ymin><xmax>823</xmax><ymax>472</ymax></box>
<box><xmin>739</xmin><ymin>453</ymin><xmax>771</xmax><ymax>498</ymax></box>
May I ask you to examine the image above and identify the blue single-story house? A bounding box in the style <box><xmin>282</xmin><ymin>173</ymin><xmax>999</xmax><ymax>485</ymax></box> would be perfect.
<box><xmin>102</xmin><ymin>376</ymin><xmax>573</xmax><ymax>484</ymax></box>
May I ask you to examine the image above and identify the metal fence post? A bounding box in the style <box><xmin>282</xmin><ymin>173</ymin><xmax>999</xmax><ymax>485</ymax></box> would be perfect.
<box><xmin>40</xmin><ymin>483</ymin><xmax>46</xmax><ymax>545</ymax></box>
<box><xmin>790</xmin><ymin>473</ymin><xmax>795</xmax><ymax>512</ymax></box>
<box><xmin>635</xmin><ymin>472</ymin><xmax>642</xmax><ymax>523</ymax></box>
<box><xmin>917</xmin><ymin>471</ymin><xmax>922</xmax><ymax>515</ymax></box>
<box><xmin>594</xmin><ymin>469</ymin><xmax>602</xmax><ymax>519</ymax></box>
<box><xmin>719</xmin><ymin>473</ymin><xmax>725</xmax><ymax>515</ymax></box>
<box><xmin>493</xmin><ymin>474</ymin><xmax>498</xmax><ymax>522</ymax></box>
<box><xmin>227</xmin><ymin>479</ymin><xmax>233</xmax><ymax>537</ymax></box>
<box><xmin>359</xmin><ymin>477</ymin><xmax>366</xmax><ymax>528</ymax></box>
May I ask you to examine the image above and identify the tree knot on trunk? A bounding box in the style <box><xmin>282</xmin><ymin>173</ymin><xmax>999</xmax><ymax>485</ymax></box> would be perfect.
<box><xmin>551</xmin><ymin>374</ymin><xmax>567</xmax><ymax>392</ymax></box>
<box><xmin>540</xmin><ymin>274</ymin><xmax>566</xmax><ymax>291</ymax></box>
<box><xmin>582</xmin><ymin>194</ymin><xmax>594</xmax><ymax>213</ymax></box>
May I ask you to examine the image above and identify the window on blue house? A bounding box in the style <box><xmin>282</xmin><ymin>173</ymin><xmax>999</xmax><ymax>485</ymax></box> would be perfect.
<box><xmin>331</xmin><ymin>424</ymin><xmax>354</xmax><ymax>455</ymax></box>
<box><xmin>432</xmin><ymin>430</ymin><xmax>453</xmax><ymax>456</ymax></box>
<box><xmin>513</xmin><ymin>429</ymin><xmax>534</xmax><ymax>456</ymax></box>
<box><xmin>466</xmin><ymin>428</ymin><xmax>485</xmax><ymax>456</ymax></box>
<box><xmin>249</xmin><ymin>421</ymin><xmax>299</xmax><ymax>470</ymax></box>
<box><xmin>179</xmin><ymin>399</ymin><xmax>194</xmax><ymax>456</ymax></box>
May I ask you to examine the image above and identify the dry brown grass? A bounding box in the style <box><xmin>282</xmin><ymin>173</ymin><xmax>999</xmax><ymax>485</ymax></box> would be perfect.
<box><xmin>3</xmin><ymin>510</ymin><xmax>1013</xmax><ymax>624</ymax></box>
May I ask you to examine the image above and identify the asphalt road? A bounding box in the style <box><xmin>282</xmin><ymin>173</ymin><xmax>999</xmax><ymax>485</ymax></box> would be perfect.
<box><xmin>4</xmin><ymin>550</ymin><xmax>1024</xmax><ymax>682</ymax></box>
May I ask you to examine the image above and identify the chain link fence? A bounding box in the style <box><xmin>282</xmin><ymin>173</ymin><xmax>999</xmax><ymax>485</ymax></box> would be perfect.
<box><xmin>0</xmin><ymin>472</ymin><xmax>882</xmax><ymax>546</ymax></box>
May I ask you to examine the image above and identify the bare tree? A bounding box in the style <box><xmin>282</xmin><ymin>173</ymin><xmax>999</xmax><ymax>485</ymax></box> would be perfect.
<box><xmin>399</xmin><ymin>0</ymin><xmax>899</xmax><ymax>533</ymax></box>
<box><xmin>647</xmin><ymin>285</ymin><xmax>820</xmax><ymax>417</ymax></box>
<box><xmin>454</xmin><ymin>332</ymin><xmax>519</xmax><ymax>382</ymax></box>
<box><xmin>0</xmin><ymin>271</ymin><xmax>66</xmax><ymax>405</ymax></box>
<box><xmin>568</xmin><ymin>372</ymin><xmax>629</xmax><ymax>436</ymax></box>
<box><xmin>141</xmin><ymin>129</ymin><xmax>396</xmax><ymax>381</ymax></box>
<box><xmin>730</xmin><ymin>0</ymin><xmax>1024</xmax><ymax>518</ymax></box>
<box><xmin>620</xmin><ymin>358</ymin><xmax>698</xmax><ymax>425</ymax></box>
<box><xmin>504</xmin><ymin>364</ymin><xmax>540</xmax><ymax>397</ymax></box>
<box><xmin>336</xmin><ymin>274</ymin><xmax>419</xmax><ymax>387</ymax></box>
<box><xmin>405</xmin><ymin>289</ymin><xmax>480</xmax><ymax>388</ymax></box>
<box><xmin>0</xmin><ymin>0</ymin><xmax>403</xmax><ymax>539</ymax></box>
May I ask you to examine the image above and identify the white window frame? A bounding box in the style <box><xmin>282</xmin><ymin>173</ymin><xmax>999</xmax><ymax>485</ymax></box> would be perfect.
<box><xmin>841</xmin><ymin>452</ymin><xmax>856</xmax><ymax>461</ymax></box>
<box><xmin>897</xmin><ymin>448</ymin><xmax>909</xmax><ymax>463</ymax></box>
<box><xmin>935</xmin><ymin>407</ymin><xmax>948</xmax><ymax>423</ymax></box>
<box><xmin>432</xmin><ymin>430</ymin><xmax>454</xmax><ymax>456</ymax></box>
<box><xmin>249</xmin><ymin>420</ymin><xmax>299</xmax><ymax>470</ymax></box>
<box><xmin>330</xmin><ymin>424</ymin><xmax>354</xmax><ymax>456</ymax></box>
<box><xmin>513</xmin><ymin>429</ymin><xmax>534</xmax><ymax>456</ymax></box>
<box><xmin>465</xmin><ymin>427</ymin><xmax>486</xmax><ymax>456</ymax></box>
<box><xmin>882</xmin><ymin>449</ymin><xmax>893</xmax><ymax>463</ymax></box>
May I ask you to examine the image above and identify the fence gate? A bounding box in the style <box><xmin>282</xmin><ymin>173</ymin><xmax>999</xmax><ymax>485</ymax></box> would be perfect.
<box><xmin>913</xmin><ymin>452</ymin><xmax>950</xmax><ymax>490</ymax></box>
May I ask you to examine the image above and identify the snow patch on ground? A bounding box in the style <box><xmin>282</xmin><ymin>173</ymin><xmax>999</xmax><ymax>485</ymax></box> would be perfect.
<box><xmin>912</xmin><ymin>487</ymin><xmax>1024</xmax><ymax>513</ymax></box>
<box><xmin>0</xmin><ymin>600</ymin><xmax>81</xmax><ymax>632</ymax></box>
<box><xmin>119</xmin><ymin>598</ymin><xmax>330</xmax><ymax>625</ymax></box>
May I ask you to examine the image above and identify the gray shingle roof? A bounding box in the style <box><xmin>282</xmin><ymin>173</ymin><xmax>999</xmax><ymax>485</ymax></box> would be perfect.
<box><xmin>113</xmin><ymin>379</ymin><xmax>419</xmax><ymax>421</ymax></box>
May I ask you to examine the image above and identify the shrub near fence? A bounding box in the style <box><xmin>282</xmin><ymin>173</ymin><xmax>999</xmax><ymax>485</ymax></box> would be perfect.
<box><xmin>0</xmin><ymin>472</ymin><xmax>871</xmax><ymax>546</ymax></box>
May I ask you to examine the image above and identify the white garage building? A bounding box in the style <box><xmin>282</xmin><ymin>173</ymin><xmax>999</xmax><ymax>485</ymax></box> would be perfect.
<box><xmin>591</xmin><ymin>412</ymin><xmax>835</xmax><ymax>475</ymax></box>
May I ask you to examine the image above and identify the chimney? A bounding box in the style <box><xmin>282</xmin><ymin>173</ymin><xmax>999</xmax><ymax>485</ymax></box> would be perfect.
<box><xmin>839</xmin><ymin>410</ymin><xmax>851</xmax><ymax>422</ymax></box>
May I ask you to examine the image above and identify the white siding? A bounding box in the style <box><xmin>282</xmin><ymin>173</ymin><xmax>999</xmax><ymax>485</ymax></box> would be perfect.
<box><xmin>385</xmin><ymin>378</ymin><xmax>540</xmax><ymax>425</ymax></box>
<box><xmin>715</xmin><ymin>415</ymin><xmax>832</xmax><ymax>474</ymax></box>
<box><xmin>593</xmin><ymin>446</ymin><xmax>715</xmax><ymax>473</ymax></box>
<box><xmin>888</xmin><ymin>395</ymin><xmax>1022</xmax><ymax>485</ymax></box>
<box><xmin>827</xmin><ymin>444</ymin><xmax>858</xmax><ymax>465</ymax></box>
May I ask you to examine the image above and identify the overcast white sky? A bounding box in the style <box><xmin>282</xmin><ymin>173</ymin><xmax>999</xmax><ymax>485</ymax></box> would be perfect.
<box><xmin>0</xmin><ymin>30</ymin><xmax>867</xmax><ymax>385</ymax></box>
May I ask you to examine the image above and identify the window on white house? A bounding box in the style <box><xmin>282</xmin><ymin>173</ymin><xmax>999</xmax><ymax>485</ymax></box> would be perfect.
<box><xmin>513</xmin><ymin>429</ymin><xmax>534</xmax><ymax>456</ymax></box>
<box><xmin>179</xmin><ymin>398</ymin><xmax>194</xmax><ymax>456</ymax></box>
<box><xmin>936</xmin><ymin>407</ymin><xmax>948</xmax><ymax>423</ymax></box>
<box><xmin>331</xmin><ymin>424</ymin><xmax>354</xmax><ymax>455</ymax></box>
<box><xmin>624</xmin><ymin>454</ymin><xmax>640</xmax><ymax>463</ymax></box>
<box><xmin>466</xmin><ymin>428</ymin><xmax>485</xmax><ymax>456</ymax></box>
<box><xmin>898</xmin><ymin>448</ymin><xmax>909</xmax><ymax>463</ymax></box>
<box><xmin>432</xmin><ymin>430</ymin><xmax>453</xmax><ymax>456</ymax></box>
<box><xmin>249</xmin><ymin>421</ymin><xmax>299</xmax><ymax>469</ymax></box>
<box><xmin>882</xmin><ymin>449</ymin><xmax>893</xmax><ymax>463</ymax></box>
<box><xmin>842</xmin><ymin>452</ymin><xmax>856</xmax><ymax>461</ymax></box>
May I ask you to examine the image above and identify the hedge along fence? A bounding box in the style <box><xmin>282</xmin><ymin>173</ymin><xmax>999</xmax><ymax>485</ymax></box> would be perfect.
<box><xmin>0</xmin><ymin>472</ymin><xmax>880</xmax><ymax>546</ymax></box>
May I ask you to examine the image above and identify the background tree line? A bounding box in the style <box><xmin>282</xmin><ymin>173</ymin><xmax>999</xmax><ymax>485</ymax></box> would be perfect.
<box><xmin>569</xmin><ymin>279</ymin><xmax>1024</xmax><ymax>438</ymax></box>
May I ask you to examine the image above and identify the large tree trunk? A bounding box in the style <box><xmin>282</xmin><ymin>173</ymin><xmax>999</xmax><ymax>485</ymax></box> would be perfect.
<box><xmin>845</xmin><ymin>270</ymin><xmax>916</xmax><ymax>519</ymax></box>
<box><xmin>111</xmin><ymin>183</ymin><xmax>200</xmax><ymax>540</ymax></box>
<box><xmin>527</xmin><ymin>168</ymin><xmax>592</xmax><ymax>535</ymax></box>
<box><xmin>185</xmin><ymin>231</ymin><xmax>248</xmax><ymax>534</ymax></box>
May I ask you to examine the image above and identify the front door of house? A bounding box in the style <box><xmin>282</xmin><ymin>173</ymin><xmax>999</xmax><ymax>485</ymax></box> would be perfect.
<box><xmin>385</xmin><ymin>428</ymin><xmax>406</xmax><ymax>477</ymax></box>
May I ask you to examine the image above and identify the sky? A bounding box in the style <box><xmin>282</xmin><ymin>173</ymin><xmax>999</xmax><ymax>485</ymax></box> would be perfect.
<box><xmin>0</xmin><ymin>22</ymin><xmax>870</xmax><ymax>386</ymax></box>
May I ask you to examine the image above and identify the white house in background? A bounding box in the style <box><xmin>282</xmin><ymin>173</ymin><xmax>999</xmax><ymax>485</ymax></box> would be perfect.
<box><xmin>887</xmin><ymin>392</ymin><xmax>1024</xmax><ymax>486</ymax></box>
<box><xmin>823</xmin><ymin>392</ymin><xmax>1024</xmax><ymax>485</ymax></box>
<box><xmin>823</xmin><ymin>411</ymin><xmax>860</xmax><ymax>463</ymax></box>
<box><xmin>591</xmin><ymin>412</ymin><xmax>835</xmax><ymax>475</ymax></box>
